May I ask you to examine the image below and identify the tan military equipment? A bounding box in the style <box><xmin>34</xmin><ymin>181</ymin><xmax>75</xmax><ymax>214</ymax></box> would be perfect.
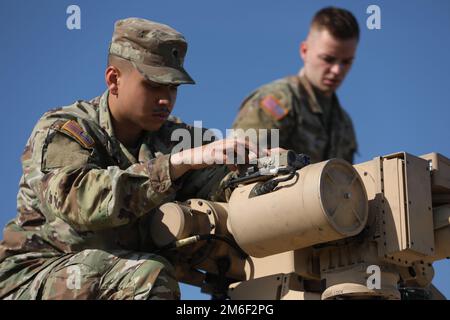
<box><xmin>150</xmin><ymin>151</ymin><xmax>450</xmax><ymax>299</ymax></box>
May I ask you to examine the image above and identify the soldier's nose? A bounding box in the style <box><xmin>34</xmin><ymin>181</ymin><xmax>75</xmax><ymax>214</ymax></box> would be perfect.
<box><xmin>158</xmin><ymin>98</ymin><xmax>171</xmax><ymax>106</ymax></box>
<box><xmin>330</xmin><ymin>63</ymin><xmax>343</xmax><ymax>75</ymax></box>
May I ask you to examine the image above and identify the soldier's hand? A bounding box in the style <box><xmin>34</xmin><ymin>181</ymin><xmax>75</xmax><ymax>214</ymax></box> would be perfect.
<box><xmin>169</xmin><ymin>137</ymin><xmax>268</xmax><ymax>179</ymax></box>
<box><xmin>266</xmin><ymin>147</ymin><xmax>287</xmax><ymax>155</ymax></box>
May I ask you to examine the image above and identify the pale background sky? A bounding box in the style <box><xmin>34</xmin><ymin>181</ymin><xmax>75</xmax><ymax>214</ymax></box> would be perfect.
<box><xmin>0</xmin><ymin>0</ymin><xmax>448</xmax><ymax>299</ymax></box>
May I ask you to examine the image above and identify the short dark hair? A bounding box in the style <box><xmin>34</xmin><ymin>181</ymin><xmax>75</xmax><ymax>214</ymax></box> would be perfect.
<box><xmin>311</xmin><ymin>7</ymin><xmax>360</xmax><ymax>41</ymax></box>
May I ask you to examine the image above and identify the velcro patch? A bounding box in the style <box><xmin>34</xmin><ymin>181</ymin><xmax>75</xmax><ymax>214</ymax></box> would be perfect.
<box><xmin>260</xmin><ymin>95</ymin><xmax>288</xmax><ymax>120</ymax></box>
<box><xmin>60</xmin><ymin>120</ymin><xmax>95</xmax><ymax>149</ymax></box>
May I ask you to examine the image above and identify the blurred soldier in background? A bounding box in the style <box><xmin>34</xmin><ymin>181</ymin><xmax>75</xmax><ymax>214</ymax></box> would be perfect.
<box><xmin>233</xmin><ymin>7</ymin><xmax>359</xmax><ymax>164</ymax></box>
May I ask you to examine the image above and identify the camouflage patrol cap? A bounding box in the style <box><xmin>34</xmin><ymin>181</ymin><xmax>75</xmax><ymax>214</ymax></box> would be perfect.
<box><xmin>109</xmin><ymin>18</ymin><xmax>195</xmax><ymax>85</ymax></box>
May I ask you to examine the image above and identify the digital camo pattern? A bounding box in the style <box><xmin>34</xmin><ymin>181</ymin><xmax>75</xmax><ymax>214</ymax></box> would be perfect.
<box><xmin>0</xmin><ymin>91</ymin><xmax>230</xmax><ymax>299</ymax></box>
<box><xmin>232</xmin><ymin>70</ymin><xmax>358</xmax><ymax>164</ymax></box>
<box><xmin>109</xmin><ymin>18</ymin><xmax>194</xmax><ymax>85</ymax></box>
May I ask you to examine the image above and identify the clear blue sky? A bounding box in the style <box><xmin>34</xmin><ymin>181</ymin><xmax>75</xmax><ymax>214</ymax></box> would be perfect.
<box><xmin>0</xmin><ymin>0</ymin><xmax>449</xmax><ymax>300</ymax></box>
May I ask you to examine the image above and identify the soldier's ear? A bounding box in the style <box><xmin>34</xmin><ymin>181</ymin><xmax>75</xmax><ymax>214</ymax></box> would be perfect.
<box><xmin>105</xmin><ymin>66</ymin><xmax>120</xmax><ymax>96</ymax></box>
<box><xmin>300</xmin><ymin>41</ymin><xmax>308</xmax><ymax>61</ymax></box>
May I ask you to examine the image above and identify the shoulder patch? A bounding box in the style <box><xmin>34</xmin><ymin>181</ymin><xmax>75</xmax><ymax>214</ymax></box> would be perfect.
<box><xmin>260</xmin><ymin>95</ymin><xmax>289</xmax><ymax>121</ymax></box>
<box><xmin>60</xmin><ymin>120</ymin><xmax>95</xmax><ymax>149</ymax></box>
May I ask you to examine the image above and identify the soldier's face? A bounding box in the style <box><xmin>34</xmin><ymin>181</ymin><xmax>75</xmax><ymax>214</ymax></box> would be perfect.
<box><xmin>300</xmin><ymin>29</ymin><xmax>357</xmax><ymax>95</ymax></box>
<box><xmin>119</xmin><ymin>68</ymin><xmax>178</xmax><ymax>131</ymax></box>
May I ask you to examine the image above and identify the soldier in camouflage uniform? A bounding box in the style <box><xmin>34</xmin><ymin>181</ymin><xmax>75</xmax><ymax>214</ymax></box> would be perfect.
<box><xmin>0</xmin><ymin>18</ymin><xmax>257</xmax><ymax>300</ymax></box>
<box><xmin>232</xmin><ymin>7</ymin><xmax>359</xmax><ymax>164</ymax></box>
<box><xmin>233</xmin><ymin>8</ymin><xmax>445</xmax><ymax>300</ymax></box>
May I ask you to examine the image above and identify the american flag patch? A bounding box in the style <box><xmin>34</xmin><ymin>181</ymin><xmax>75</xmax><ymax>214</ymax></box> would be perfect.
<box><xmin>260</xmin><ymin>95</ymin><xmax>288</xmax><ymax>120</ymax></box>
<box><xmin>60</xmin><ymin>120</ymin><xmax>95</xmax><ymax>149</ymax></box>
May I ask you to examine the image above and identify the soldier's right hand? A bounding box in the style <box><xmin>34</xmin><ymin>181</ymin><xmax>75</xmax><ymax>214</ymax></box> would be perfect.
<box><xmin>169</xmin><ymin>137</ymin><xmax>267</xmax><ymax>179</ymax></box>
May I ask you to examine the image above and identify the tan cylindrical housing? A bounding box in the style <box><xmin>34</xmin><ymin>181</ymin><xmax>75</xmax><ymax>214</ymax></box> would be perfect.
<box><xmin>150</xmin><ymin>202</ymin><xmax>212</xmax><ymax>248</ymax></box>
<box><xmin>322</xmin><ymin>267</ymin><xmax>401</xmax><ymax>300</ymax></box>
<box><xmin>228</xmin><ymin>159</ymin><xmax>368</xmax><ymax>257</ymax></box>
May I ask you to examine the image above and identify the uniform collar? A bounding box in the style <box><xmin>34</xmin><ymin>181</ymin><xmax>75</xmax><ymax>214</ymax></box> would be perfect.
<box><xmin>98</xmin><ymin>90</ymin><xmax>155</xmax><ymax>164</ymax></box>
<box><xmin>298</xmin><ymin>68</ymin><xmax>339</xmax><ymax>114</ymax></box>
<box><xmin>298</xmin><ymin>68</ymin><xmax>322</xmax><ymax>114</ymax></box>
<box><xmin>99</xmin><ymin>90</ymin><xmax>115</xmax><ymax>137</ymax></box>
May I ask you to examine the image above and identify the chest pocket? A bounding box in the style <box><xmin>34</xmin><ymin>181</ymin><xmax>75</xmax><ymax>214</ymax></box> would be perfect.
<box><xmin>334</xmin><ymin>122</ymin><xmax>357</xmax><ymax>163</ymax></box>
<box><xmin>289</xmin><ymin>102</ymin><xmax>328</xmax><ymax>163</ymax></box>
<box><xmin>327</xmin><ymin>109</ymin><xmax>357</xmax><ymax>163</ymax></box>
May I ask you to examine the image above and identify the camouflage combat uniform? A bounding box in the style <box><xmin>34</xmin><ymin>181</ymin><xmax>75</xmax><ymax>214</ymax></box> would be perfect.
<box><xmin>0</xmin><ymin>91</ymin><xmax>230</xmax><ymax>300</ymax></box>
<box><xmin>0</xmin><ymin>18</ymin><xmax>230</xmax><ymax>300</ymax></box>
<box><xmin>232</xmin><ymin>69</ymin><xmax>357</xmax><ymax>164</ymax></box>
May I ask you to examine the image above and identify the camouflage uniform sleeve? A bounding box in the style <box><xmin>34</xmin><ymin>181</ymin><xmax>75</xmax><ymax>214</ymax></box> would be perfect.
<box><xmin>176</xmin><ymin>165</ymin><xmax>236</xmax><ymax>202</ymax></box>
<box><xmin>232</xmin><ymin>83</ymin><xmax>295</xmax><ymax>148</ymax></box>
<box><xmin>161</xmin><ymin>121</ymin><xmax>237</xmax><ymax>202</ymax></box>
<box><xmin>24</xmin><ymin>121</ymin><xmax>176</xmax><ymax>232</ymax></box>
